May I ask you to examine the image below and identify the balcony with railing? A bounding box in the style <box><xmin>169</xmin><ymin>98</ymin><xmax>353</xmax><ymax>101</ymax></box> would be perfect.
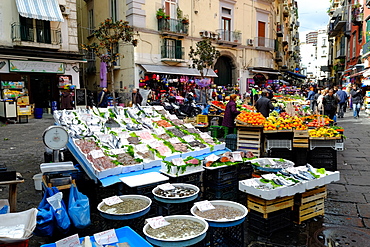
<box><xmin>215</xmin><ymin>29</ymin><xmax>241</xmax><ymax>46</ymax></box>
<box><xmin>254</xmin><ymin>37</ymin><xmax>275</xmax><ymax>51</ymax></box>
<box><xmin>328</xmin><ymin>9</ymin><xmax>345</xmax><ymax>37</ymax></box>
<box><xmin>11</xmin><ymin>23</ymin><xmax>61</xmax><ymax>48</ymax></box>
<box><xmin>161</xmin><ymin>44</ymin><xmax>185</xmax><ymax>61</ymax></box>
<box><xmin>158</xmin><ymin>18</ymin><xmax>189</xmax><ymax>36</ymax></box>
<box><xmin>352</xmin><ymin>7</ymin><xmax>363</xmax><ymax>26</ymax></box>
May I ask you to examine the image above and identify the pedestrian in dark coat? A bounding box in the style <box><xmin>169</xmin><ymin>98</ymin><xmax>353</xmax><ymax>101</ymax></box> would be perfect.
<box><xmin>222</xmin><ymin>94</ymin><xmax>241</xmax><ymax>135</ymax></box>
<box><xmin>323</xmin><ymin>89</ymin><xmax>339</xmax><ymax>121</ymax></box>
<box><xmin>60</xmin><ymin>89</ymin><xmax>74</xmax><ymax>110</ymax></box>
<box><xmin>132</xmin><ymin>88</ymin><xmax>143</xmax><ymax>106</ymax></box>
<box><xmin>97</xmin><ymin>88</ymin><xmax>108</xmax><ymax>108</ymax></box>
<box><xmin>350</xmin><ymin>84</ymin><xmax>363</xmax><ymax>118</ymax></box>
<box><xmin>255</xmin><ymin>90</ymin><xmax>274</xmax><ymax>118</ymax></box>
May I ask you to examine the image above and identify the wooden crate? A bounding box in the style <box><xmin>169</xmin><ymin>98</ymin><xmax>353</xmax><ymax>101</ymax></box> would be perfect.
<box><xmin>293</xmin><ymin>130</ymin><xmax>309</xmax><ymax>148</ymax></box>
<box><xmin>237</xmin><ymin>127</ymin><xmax>263</xmax><ymax>157</ymax></box>
<box><xmin>294</xmin><ymin>186</ymin><xmax>327</xmax><ymax>224</ymax></box>
<box><xmin>42</xmin><ymin>175</ymin><xmax>75</xmax><ymax>191</ymax></box>
<box><xmin>247</xmin><ymin>194</ymin><xmax>294</xmax><ymax>218</ymax></box>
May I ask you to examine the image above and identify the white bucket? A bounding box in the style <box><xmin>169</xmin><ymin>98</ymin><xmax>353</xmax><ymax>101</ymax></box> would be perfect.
<box><xmin>33</xmin><ymin>173</ymin><xmax>43</xmax><ymax>191</ymax></box>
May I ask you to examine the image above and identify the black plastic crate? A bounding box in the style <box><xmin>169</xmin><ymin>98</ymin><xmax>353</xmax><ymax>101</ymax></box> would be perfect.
<box><xmin>247</xmin><ymin>208</ymin><xmax>292</xmax><ymax>236</ymax></box>
<box><xmin>204</xmin><ymin>165</ymin><xmax>237</xmax><ymax>181</ymax></box>
<box><xmin>225</xmin><ymin>134</ymin><xmax>237</xmax><ymax>151</ymax></box>
<box><xmin>210</xmin><ymin>125</ymin><xmax>225</xmax><ymax>138</ymax></box>
<box><xmin>308</xmin><ymin>158</ymin><xmax>337</xmax><ymax>171</ymax></box>
<box><xmin>204</xmin><ymin>183</ymin><xmax>238</xmax><ymax>201</ymax></box>
<box><xmin>309</xmin><ymin>147</ymin><xmax>337</xmax><ymax>159</ymax></box>
<box><xmin>236</xmin><ymin>162</ymin><xmax>253</xmax><ymax>180</ymax></box>
<box><xmin>123</xmin><ymin>182</ymin><xmax>163</xmax><ymax>199</ymax></box>
<box><xmin>206</xmin><ymin>223</ymin><xmax>244</xmax><ymax>247</ymax></box>
<box><xmin>157</xmin><ymin>201</ymin><xmax>194</xmax><ymax>216</ymax></box>
<box><xmin>169</xmin><ymin>172</ymin><xmax>202</xmax><ymax>187</ymax></box>
<box><xmin>293</xmin><ymin>148</ymin><xmax>308</xmax><ymax>166</ymax></box>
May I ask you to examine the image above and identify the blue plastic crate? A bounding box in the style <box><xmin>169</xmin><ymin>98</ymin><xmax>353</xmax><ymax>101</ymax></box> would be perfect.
<box><xmin>41</xmin><ymin>226</ymin><xmax>152</xmax><ymax>247</ymax></box>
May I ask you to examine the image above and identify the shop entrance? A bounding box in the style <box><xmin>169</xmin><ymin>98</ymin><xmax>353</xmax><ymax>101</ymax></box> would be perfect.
<box><xmin>29</xmin><ymin>74</ymin><xmax>58</xmax><ymax>109</ymax></box>
<box><xmin>214</xmin><ymin>56</ymin><xmax>233</xmax><ymax>86</ymax></box>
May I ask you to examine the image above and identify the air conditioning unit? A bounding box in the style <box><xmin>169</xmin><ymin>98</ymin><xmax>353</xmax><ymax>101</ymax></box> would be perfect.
<box><xmin>247</xmin><ymin>39</ymin><xmax>254</xmax><ymax>46</ymax></box>
<box><xmin>59</xmin><ymin>5</ymin><xmax>70</xmax><ymax>15</ymax></box>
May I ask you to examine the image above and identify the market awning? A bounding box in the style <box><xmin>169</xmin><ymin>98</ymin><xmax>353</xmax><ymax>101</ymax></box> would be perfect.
<box><xmin>139</xmin><ymin>64</ymin><xmax>218</xmax><ymax>77</ymax></box>
<box><xmin>15</xmin><ymin>0</ymin><xmax>64</xmax><ymax>22</ymax></box>
<box><xmin>285</xmin><ymin>71</ymin><xmax>307</xmax><ymax>79</ymax></box>
<box><xmin>350</xmin><ymin>69</ymin><xmax>368</xmax><ymax>78</ymax></box>
<box><xmin>250</xmin><ymin>69</ymin><xmax>281</xmax><ymax>75</ymax></box>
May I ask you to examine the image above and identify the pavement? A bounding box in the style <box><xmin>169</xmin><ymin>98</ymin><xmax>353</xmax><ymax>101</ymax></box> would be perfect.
<box><xmin>0</xmin><ymin>111</ymin><xmax>370</xmax><ymax>246</ymax></box>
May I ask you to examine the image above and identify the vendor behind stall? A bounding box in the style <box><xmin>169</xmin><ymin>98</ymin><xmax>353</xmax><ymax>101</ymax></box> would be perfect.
<box><xmin>222</xmin><ymin>94</ymin><xmax>241</xmax><ymax>135</ymax></box>
<box><xmin>255</xmin><ymin>90</ymin><xmax>274</xmax><ymax>118</ymax></box>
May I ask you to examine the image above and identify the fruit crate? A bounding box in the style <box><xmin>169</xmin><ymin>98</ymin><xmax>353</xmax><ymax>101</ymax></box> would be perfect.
<box><xmin>206</xmin><ymin>223</ymin><xmax>244</xmax><ymax>247</ymax></box>
<box><xmin>294</xmin><ymin>186</ymin><xmax>326</xmax><ymax>224</ymax></box>
<box><xmin>308</xmin><ymin>147</ymin><xmax>337</xmax><ymax>171</ymax></box>
<box><xmin>247</xmin><ymin>194</ymin><xmax>294</xmax><ymax>218</ymax></box>
<box><xmin>247</xmin><ymin>208</ymin><xmax>293</xmax><ymax>236</ymax></box>
<box><xmin>293</xmin><ymin>130</ymin><xmax>309</xmax><ymax>148</ymax></box>
<box><xmin>204</xmin><ymin>183</ymin><xmax>238</xmax><ymax>201</ymax></box>
<box><xmin>310</xmin><ymin>139</ymin><xmax>336</xmax><ymax>150</ymax></box>
<box><xmin>237</xmin><ymin>127</ymin><xmax>263</xmax><ymax>157</ymax></box>
<box><xmin>225</xmin><ymin>134</ymin><xmax>237</xmax><ymax>151</ymax></box>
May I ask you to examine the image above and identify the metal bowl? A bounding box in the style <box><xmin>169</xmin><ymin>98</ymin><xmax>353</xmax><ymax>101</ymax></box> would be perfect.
<box><xmin>152</xmin><ymin>183</ymin><xmax>200</xmax><ymax>200</ymax></box>
<box><xmin>190</xmin><ymin>200</ymin><xmax>248</xmax><ymax>226</ymax></box>
<box><xmin>143</xmin><ymin>215</ymin><xmax>208</xmax><ymax>244</ymax></box>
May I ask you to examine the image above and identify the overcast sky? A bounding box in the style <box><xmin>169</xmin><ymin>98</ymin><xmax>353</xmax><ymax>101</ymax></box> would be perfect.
<box><xmin>297</xmin><ymin>0</ymin><xmax>330</xmax><ymax>41</ymax></box>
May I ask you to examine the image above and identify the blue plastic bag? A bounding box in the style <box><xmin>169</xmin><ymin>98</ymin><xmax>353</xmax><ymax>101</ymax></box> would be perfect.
<box><xmin>34</xmin><ymin>187</ymin><xmax>55</xmax><ymax>236</ymax></box>
<box><xmin>50</xmin><ymin>187</ymin><xmax>71</xmax><ymax>234</ymax></box>
<box><xmin>68</xmin><ymin>184</ymin><xmax>91</xmax><ymax>229</ymax></box>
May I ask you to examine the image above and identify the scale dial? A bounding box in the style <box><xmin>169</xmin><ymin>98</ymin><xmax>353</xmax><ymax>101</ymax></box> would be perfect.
<box><xmin>43</xmin><ymin>126</ymin><xmax>69</xmax><ymax>150</ymax></box>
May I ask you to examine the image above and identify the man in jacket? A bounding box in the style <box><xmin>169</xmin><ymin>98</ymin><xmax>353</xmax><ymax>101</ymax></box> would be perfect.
<box><xmin>350</xmin><ymin>84</ymin><xmax>363</xmax><ymax>118</ymax></box>
<box><xmin>255</xmin><ymin>90</ymin><xmax>274</xmax><ymax>118</ymax></box>
<box><xmin>336</xmin><ymin>86</ymin><xmax>348</xmax><ymax>118</ymax></box>
<box><xmin>323</xmin><ymin>89</ymin><xmax>339</xmax><ymax>121</ymax></box>
<box><xmin>306</xmin><ymin>86</ymin><xmax>316</xmax><ymax>111</ymax></box>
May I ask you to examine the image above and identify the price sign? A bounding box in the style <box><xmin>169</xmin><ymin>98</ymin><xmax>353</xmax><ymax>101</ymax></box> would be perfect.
<box><xmin>158</xmin><ymin>183</ymin><xmax>175</xmax><ymax>191</ymax></box>
<box><xmin>136</xmin><ymin>144</ymin><xmax>149</xmax><ymax>153</ymax></box>
<box><xmin>261</xmin><ymin>174</ymin><xmax>278</xmax><ymax>180</ymax></box>
<box><xmin>205</xmin><ymin>154</ymin><xmax>220</xmax><ymax>162</ymax></box>
<box><xmin>146</xmin><ymin>216</ymin><xmax>170</xmax><ymax>229</ymax></box>
<box><xmin>168</xmin><ymin>114</ymin><xmax>178</xmax><ymax>120</ymax></box>
<box><xmin>195</xmin><ymin>200</ymin><xmax>215</xmax><ymax>212</ymax></box>
<box><xmin>97</xmin><ymin>134</ymin><xmax>111</xmax><ymax>143</ymax></box>
<box><xmin>184</xmin><ymin>123</ymin><xmax>195</xmax><ymax>128</ymax></box>
<box><xmin>89</xmin><ymin>149</ymin><xmax>105</xmax><ymax>159</ymax></box>
<box><xmin>232</xmin><ymin>152</ymin><xmax>243</xmax><ymax>162</ymax></box>
<box><xmin>149</xmin><ymin>140</ymin><xmax>162</xmax><ymax>148</ymax></box>
<box><xmin>183</xmin><ymin>135</ymin><xmax>195</xmax><ymax>142</ymax></box>
<box><xmin>56</xmin><ymin>234</ymin><xmax>80</xmax><ymax>247</ymax></box>
<box><xmin>200</xmin><ymin>133</ymin><xmax>212</xmax><ymax>139</ymax></box>
<box><xmin>103</xmin><ymin>196</ymin><xmax>123</xmax><ymax>206</ymax></box>
<box><xmin>93</xmin><ymin>229</ymin><xmax>118</xmax><ymax>246</ymax></box>
<box><xmin>154</xmin><ymin>127</ymin><xmax>166</xmax><ymax>135</ymax></box>
<box><xmin>89</xmin><ymin>126</ymin><xmax>101</xmax><ymax>133</ymax></box>
<box><xmin>118</xmin><ymin>131</ymin><xmax>130</xmax><ymax>139</ymax></box>
<box><xmin>110</xmin><ymin>149</ymin><xmax>126</xmax><ymax>155</ymax></box>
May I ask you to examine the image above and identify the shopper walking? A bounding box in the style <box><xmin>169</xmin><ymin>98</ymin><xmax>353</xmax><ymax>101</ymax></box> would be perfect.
<box><xmin>336</xmin><ymin>86</ymin><xmax>348</xmax><ymax>118</ymax></box>
<box><xmin>97</xmin><ymin>88</ymin><xmax>108</xmax><ymax>108</ymax></box>
<box><xmin>323</xmin><ymin>89</ymin><xmax>338</xmax><ymax>122</ymax></box>
<box><xmin>132</xmin><ymin>88</ymin><xmax>143</xmax><ymax>106</ymax></box>
<box><xmin>350</xmin><ymin>84</ymin><xmax>363</xmax><ymax>118</ymax></box>
<box><xmin>306</xmin><ymin>86</ymin><xmax>316</xmax><ymax>112</ymax></box>
<box><xmin>222</xmin><ymin>94</ymin><xmax>241</xmax><ymax>135</ymax></box>
<box><xmin>255</xmin><ymin>90</ymin><xmax>274</xmax><ymax>118</ymax></box>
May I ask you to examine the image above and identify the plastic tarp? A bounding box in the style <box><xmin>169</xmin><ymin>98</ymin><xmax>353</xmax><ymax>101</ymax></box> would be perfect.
<box><xmin>0</xmin><ymin>208</ymin><xmax>37</xmax><ymax>244</ymax></box>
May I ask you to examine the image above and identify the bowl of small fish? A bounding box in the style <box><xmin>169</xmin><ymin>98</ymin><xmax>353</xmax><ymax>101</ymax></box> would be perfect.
<box><xmin>152</xmin><ymin>183</ymin><xmax>199</xmax><ymax>200</ymax></box>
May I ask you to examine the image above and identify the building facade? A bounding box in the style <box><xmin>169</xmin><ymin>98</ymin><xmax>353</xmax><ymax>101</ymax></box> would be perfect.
<box><xmin>78</xmin><ymin>0</ymin><xmax>302</xmax><ymax>104</ymax></box>
<box><xmin>0</xmin><ymin>0</ymin><xmax>84</xmax><ymax>112</ymax></box>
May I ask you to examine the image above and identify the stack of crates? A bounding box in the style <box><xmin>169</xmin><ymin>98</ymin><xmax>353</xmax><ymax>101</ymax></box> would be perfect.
<box><xmin>308</xmin><ymin>147</ymin><xmax>337</xmax><ymax>171</ymax></box>
<box><xmin>209</xmin><ymin>125</ymin><xmax>225</xmax><ymax>139</ymax></box>
<box><xmin>236</xmin><ymin>161</ymin><xmax>253</xmax><ymax>204</ymax></box>
<box><xmin>246</xmin><ymin>195</ymin><xmax>294</xmax><ymax>236</ymax></box>
<box><xmin>206</xmin><ymin>223</ymin><xmax>244</xmax><ymax>246</ymax></box>
<box><xmin>204</xmin><ymin>165</ymin><xmax>238</xmax><ymax>201</ymax></box>
<box><xmin>294</xmin><ymin>186</ymin><xmax>327</xmax><ymax>224</ymax></box>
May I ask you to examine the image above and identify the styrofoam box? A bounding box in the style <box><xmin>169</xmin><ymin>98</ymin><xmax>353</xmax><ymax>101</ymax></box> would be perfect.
<box><xmin>213</xmin><ymin>143</ymin><xmax>226</xmax><ymax>151</ymax></box>
<box><xmin>93</xmin><ymin>165</ymin><xmax>123</xmax><ymax>179</ymax></box>
<box><xmin>143</xmin><ymin>159</ymin><xmax>162</xmax><ymax>169</ymax></box>
<box><xmin>121</xmin><ymin>164</ymin><xmax>144</xmax><ymax>174</ymax></box>
<box><xmin>163</xmin><ymin>153</ymin><xmax>182</xmax><ymax>161</ymax></box>
<box><xmin>238</xmin><ymin>178</ymin><xmax>306</xmax><ymax>200</ymax></box>
<box><xmin>161</xmin><ymin>161</ymin><xmax>203</xmax><ymax>176</ymax></box>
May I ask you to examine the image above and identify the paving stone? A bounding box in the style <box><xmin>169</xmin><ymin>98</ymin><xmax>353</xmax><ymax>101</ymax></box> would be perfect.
<box><xmin>323</xmin><ymin>214</ymin><xmax>365</xmax><ymax>228</ymax></box>
<box><xmin>326</xmin><ymin>183</ymin><xmax>346</xmax><ymax>192</ymax></box>
<box><xmin>325</xmin><ymin>201</ymin><xmax>358</xmax><ymax>216</ymax></box>
<box><xmin>327</xmin><ymin>191</ymin><xmax>367</xmax><ymax>203</ymax></box>
<box><xmin>346</xmin><ymin>184</ymin><xmax>370</xmax><ymax>193</ymax></box>
<box><xmin>358</xmin><ymin>204</ymin><xmax>370</xmax><ymax>218</ymax></box>
<box><xmin>345</xmin><ymin>175</ymin><xmax>370</xmax><ymax>186</ymax></box>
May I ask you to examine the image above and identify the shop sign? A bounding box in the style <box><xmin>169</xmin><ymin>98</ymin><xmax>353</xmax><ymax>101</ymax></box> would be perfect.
<box><xmin>9</xmin><ymin>60</ymin><xmax>65</xmax><ymax>73</ymax></box>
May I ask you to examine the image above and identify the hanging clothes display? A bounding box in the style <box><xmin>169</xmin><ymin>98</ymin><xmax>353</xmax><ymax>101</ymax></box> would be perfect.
<box><xmin>100</xmin><ymin>62</ymin><xmax>107</xmax><ymax>88</ymax></box>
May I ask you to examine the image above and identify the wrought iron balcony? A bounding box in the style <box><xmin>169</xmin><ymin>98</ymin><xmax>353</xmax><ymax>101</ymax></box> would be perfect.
<box><xmin>157</xmin><ymin>18</ymin><xmax>188</xmax><ymax>36</ymax></box>
<box><xmin>254</xmin><ymin>37</ymin><xmax>275</xmax><ymax>51</ymax></box>
<box><xmin>216</xmin><ymin>29</ymin><xmax>241</xmax><ymax>44</ymax></box>
<box><xmin>161</xmin><ymin>44</ymin><xmax>184</xmax><ymax>61</ymax></box>
<box><xmin>11</xmin><ymin>23</ymin><xmax>61</xmax><ymax>46</ymax></box>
